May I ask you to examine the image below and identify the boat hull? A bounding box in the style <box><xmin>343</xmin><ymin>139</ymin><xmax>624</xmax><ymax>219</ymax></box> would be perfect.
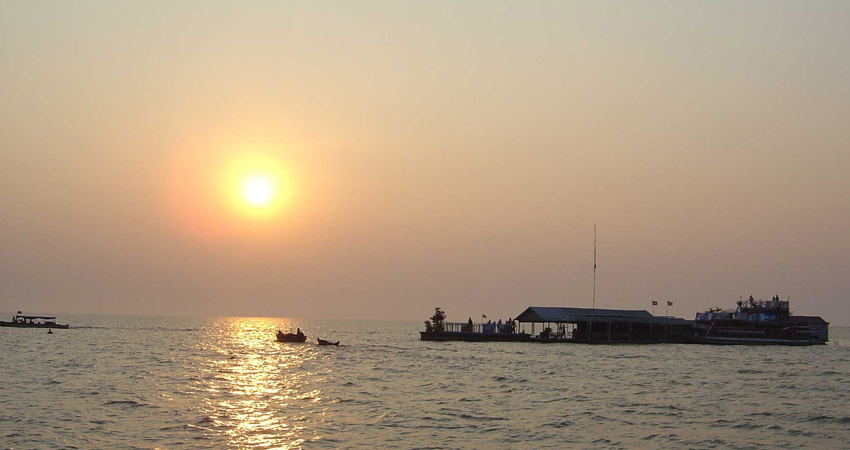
<box><xmin>0</xmin><ymin>321</ymin><xmax>69</xmax><ymax>329</ymax></box>
<box><xmin>276</xmin><ymin>333</ymin><xmax>306</xmax><ymax>343</ymax></box>
<box><xmin>420</xmin><ymin>331</ymin><xmax>533</xmax><ymax>342</ymax></box>
<box><xmin>686</xmin><ymin>336</ymin><xmax>822</xmax><ymax>346</ymax></box>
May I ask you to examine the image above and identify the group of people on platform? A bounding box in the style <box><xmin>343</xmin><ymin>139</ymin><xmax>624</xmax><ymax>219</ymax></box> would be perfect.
<box><xmin>464</xmin><ymin>317</ymin><xmax>515</xmax><ymax>334</ymax></box>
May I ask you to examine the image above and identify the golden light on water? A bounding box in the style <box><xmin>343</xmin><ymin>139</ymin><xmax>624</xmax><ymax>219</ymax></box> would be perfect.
<box><xmin>194</xmin><ymin>318</ymin><xmax>325</xmax><ymax>449</ymax></box>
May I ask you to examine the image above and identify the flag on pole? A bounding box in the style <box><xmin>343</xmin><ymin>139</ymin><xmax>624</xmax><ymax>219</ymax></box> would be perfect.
<box><xmin>667</xmin><ymin>301</ymin><xmax>673</xmax><ymax>306</ymax></box>
<box><xmin>652</xmin><ymin>301</ymin><xmax>658</xmax><ymax>306</ymax></box>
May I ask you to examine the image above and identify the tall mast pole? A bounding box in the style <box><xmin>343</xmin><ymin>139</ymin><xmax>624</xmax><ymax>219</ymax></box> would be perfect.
<box><xmin>593</xmin><ymin>223</ymin><xmax>597</xmax><ymax>309</ymax></box>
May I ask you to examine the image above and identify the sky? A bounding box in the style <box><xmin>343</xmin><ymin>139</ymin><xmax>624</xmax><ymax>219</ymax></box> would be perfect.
<box><xmin>1</xmin><ymin>1</ymin><xmax>849</xmax><ymax>324</ymax></box>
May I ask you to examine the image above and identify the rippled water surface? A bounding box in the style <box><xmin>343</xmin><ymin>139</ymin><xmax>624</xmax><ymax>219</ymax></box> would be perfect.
<box><xmin>1</xmin><ymin>315</ymin><xmax>849</xmax><ymax>449</ymax></box>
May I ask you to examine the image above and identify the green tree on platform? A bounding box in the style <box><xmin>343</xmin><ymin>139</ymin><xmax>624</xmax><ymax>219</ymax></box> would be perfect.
<box><xmin>424</xmin><ymin>307</ymin><xmax>446</xmax><ymax>333</ymax></box>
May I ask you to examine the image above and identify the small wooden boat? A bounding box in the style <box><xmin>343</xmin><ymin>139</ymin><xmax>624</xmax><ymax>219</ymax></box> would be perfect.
<box><xmin>317</xmin><ymin>338</ymin><xmax>339</xmax><ymax>346</ymax></box>
<box><xmin>276</xmin><ymin>329</ymin><xmax>306</xmax><ymax>343</ymax></box>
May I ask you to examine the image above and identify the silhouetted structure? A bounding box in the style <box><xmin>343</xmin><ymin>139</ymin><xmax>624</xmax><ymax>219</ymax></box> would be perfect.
<box><xmin>420</xmin><ymin>306</ymin><xmax>692</xmax><ymax>343</ymax></box>
<box><xmin>514</xmin><ymin>306</ymin><xmax>691</xmax><ymax>343</ymax></box>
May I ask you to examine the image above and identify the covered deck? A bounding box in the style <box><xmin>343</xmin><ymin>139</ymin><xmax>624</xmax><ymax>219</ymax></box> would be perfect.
<box><xmin>514</xmin><ymin>306</ymin><xmax>692</xmax><ymax>343</ymax></box>
<box><xmin>11</xmin><ymin>315</ymin><xmax>59</xmax><ymax>325</ymax></box>
<box><xmin>1</xmin><ymin>314</ymin><xmax>70</xmax><ymax>328</ymax></box>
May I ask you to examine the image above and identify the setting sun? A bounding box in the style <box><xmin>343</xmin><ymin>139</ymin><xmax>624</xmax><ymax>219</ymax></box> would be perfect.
<box><xmin>241</xmin><ymin>175</ymin><xmax>275</xmax><ymax>207</ymax></box>
<box><xmin>220</xmin><ymin>151</ymin><xmax>295</xmax><ymax>223</ymax></box>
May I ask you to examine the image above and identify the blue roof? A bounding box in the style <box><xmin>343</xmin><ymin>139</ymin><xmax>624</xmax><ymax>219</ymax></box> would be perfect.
<box><xmin>515</xmin><ymin>306</ymin><xmax>654</xmax><ymax>323</ymax></box>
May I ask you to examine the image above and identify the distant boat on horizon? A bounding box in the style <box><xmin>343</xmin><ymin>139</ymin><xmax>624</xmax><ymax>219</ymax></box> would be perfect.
<box><xmin>0</xmin><ymin>313</ymin><xmax>70</xmax><ymax>329</ymax></box>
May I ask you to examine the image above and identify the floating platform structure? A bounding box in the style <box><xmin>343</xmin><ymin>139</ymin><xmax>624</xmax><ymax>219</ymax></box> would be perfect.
<box><xmin>420</xmin><ymin>306</ymin><xmax>692</xmax><ymax>343</ymax></box>
<box><xmin>420</xmin><ymin>320</ymin><xmax>532</xmax><ymax>342</ymax></box>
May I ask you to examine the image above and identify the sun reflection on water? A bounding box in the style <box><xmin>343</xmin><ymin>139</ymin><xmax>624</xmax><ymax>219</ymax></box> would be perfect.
<box><xmin>192</xmin><ymin>318</ymin><xmax>328</xmax><ymax>449</ymax></box>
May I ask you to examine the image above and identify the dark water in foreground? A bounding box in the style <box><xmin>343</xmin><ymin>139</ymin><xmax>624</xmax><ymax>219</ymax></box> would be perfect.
<box><xmin>1</xmin><ymin>315</ymin><xmax>849</xmax><ymax>450</ymax></box>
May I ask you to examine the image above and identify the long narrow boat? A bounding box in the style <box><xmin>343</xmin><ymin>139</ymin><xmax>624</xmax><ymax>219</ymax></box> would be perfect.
<box><xmin>317</xmin><ymin>338</ymin><xmax>339</xmax><ymax>346</ymax></box>
<box><xmin>0</xmin><ymin>314</ymin><xmax>69</xmax><ymax>329</ymax></box>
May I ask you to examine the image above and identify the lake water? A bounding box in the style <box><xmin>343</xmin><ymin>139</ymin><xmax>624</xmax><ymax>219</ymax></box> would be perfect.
<box><xmin>1</xmin><ymin>315</ymin><xmax>848</xmax><ymax>449</ymax></box>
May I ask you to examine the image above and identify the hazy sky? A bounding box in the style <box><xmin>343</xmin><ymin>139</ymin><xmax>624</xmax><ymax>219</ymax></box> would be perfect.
<box><xmin>2</xmin><ymin>1</ymin><xmax>848</xmax><ymax>324</ymax></box>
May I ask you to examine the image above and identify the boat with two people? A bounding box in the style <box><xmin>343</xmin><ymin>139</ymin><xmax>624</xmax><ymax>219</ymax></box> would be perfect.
<box><xmin>317</xmin><ymin>338</ymin><xmax>339</xmax><ymax>346</ymax></box>
<box><xmin>276</xmin><ymin>328</ymin><xmax>307</xmax><ymax>343</ymax></box>
<box><xmin>689</xmin><ymin>296</ymin><xmax>828</xmax><ymax>345</ymax></box>
<box><xmin>0</xmin><ymin>313</ymin><xmax>69</xmax><ymax>329</ymax></box>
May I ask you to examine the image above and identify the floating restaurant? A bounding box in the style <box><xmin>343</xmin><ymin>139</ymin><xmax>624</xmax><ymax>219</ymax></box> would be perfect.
<box><xmin>420</xmin><ymin>306</ymin><xmax>692</xmax><ymax>344</ymax></box>
<box><xmin>421</xmin><ymin>297</ymin><xmax>829</xmax><ymax>345</ymax></box>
